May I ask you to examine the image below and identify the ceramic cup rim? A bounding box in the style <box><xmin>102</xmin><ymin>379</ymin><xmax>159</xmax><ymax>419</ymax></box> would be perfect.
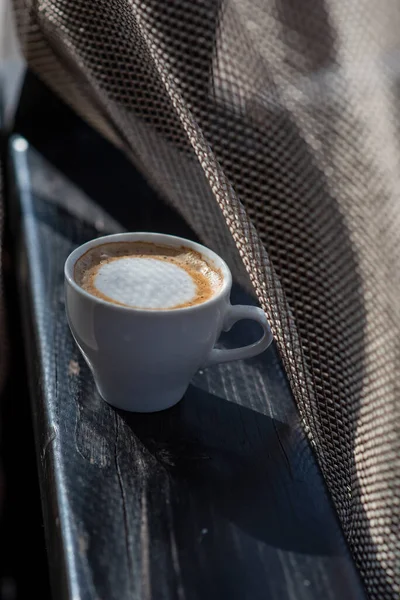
<box><xmin>64</xmin><ymin>232</ymin><xmax>232</xmax><ymax>315</ymax></box>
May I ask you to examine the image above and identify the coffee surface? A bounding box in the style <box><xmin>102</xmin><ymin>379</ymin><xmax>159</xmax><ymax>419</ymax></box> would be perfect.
<box><xmin>74</xmin><ymin>241</ymin><xmax>223</xmax><ymax>309</ymax></box>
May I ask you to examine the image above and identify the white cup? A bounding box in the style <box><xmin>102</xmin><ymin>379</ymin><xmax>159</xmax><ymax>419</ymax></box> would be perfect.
<box><xmin>64</xmin><ymin>232</ymin><xmax>273</xmax><ymax>412</ymax></box>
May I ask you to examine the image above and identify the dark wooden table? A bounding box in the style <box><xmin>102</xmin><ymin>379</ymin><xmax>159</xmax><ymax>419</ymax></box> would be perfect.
<box><xmin>7</xmin><ymin>76</ymin><xmax>366</xmax><ymax>600</ymax></box>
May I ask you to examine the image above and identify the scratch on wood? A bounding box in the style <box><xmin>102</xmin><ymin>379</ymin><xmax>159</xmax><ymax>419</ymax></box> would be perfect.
<box><xmin>78</xmin><ymin>532</ymin><xmax>89</xmax><ymax>557</ymax></box>
<box><xmin>140</xmin><ymin>487</ymin><xmax>151</xmax><ymax>599</ymax></box>
<box><xmin>41</xmin><ymin>426</ymin><xmax>57</xmax><ymax>464</ymax></box>
<box><xmin>68</xmin><ymin>360</ymin><xmax>80</xmax><ymax>376</ymax></box>
<box><xmin>75</xmin><ymin>415</ymin><xmax>111</xmax><ymax>468</ymax></box>
<box><xmin>114</xmin><ymin>414</ymin><xmax>135</xmax><ymax>592</ymax></box>
<box><xmin>272</xmin><ymin>420</ymin><xmax>293</xmax><ymax>478</ymax></box>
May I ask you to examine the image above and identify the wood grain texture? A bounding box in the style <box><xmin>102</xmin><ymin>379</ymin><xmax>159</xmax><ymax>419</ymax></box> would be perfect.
<box><xmin>8</xmin><ymin>135</ymin><xmax>366</xmax><ymax>600</ymax></box>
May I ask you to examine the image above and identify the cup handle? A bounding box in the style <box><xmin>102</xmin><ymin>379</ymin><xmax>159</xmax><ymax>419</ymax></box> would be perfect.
<box><xmin>204</xmin><ymin>304</ymin><xmax>273</xmax><ymax>367</ymax></box>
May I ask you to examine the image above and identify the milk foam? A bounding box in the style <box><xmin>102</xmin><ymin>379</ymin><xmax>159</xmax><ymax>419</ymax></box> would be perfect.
<box><xmin>94</xmin><ymin>257</ymin><xmax>197</xmax><ymax>309</ymax></box>
<box><xmin>74</xmin><ymin>240</ymin><xmax>223</xmax><ymax>309</ymax></box>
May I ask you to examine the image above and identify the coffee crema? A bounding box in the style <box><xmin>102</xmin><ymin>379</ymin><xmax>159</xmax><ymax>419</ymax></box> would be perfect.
<box><xmin>74</xmin><ymin>241</ymin><xmax>223</xmax><ymax>310</ymax></box>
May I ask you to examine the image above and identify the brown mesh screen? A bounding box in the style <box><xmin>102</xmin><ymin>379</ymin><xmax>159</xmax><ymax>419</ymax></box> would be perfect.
<box><xmin>12</xmin><ymin>1</ymin><xmax>400</xmax><ymax>597</ymax></box>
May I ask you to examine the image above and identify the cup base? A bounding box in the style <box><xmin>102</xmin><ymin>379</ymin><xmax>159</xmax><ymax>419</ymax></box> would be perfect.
<box><xmin>96</xmin><ymin>384</ymin><xmax>185</xmax><ymax>413</ymax></box>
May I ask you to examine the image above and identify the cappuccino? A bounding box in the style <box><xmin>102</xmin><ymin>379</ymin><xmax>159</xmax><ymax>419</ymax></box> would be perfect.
<box><xmin>74</xmin><ymin>241</ymin><xmax>223</xmax><ymax>310</ymax></box>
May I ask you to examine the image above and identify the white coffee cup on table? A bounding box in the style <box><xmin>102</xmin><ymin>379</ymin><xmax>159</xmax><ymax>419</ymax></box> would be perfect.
<box><xmin>64</xmin><ymin>232</ymin><xmax>273</xmax><ymax>412</ymax></box>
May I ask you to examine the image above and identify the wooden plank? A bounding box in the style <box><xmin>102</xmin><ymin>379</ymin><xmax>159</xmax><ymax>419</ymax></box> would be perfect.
<box><xmin>9</xmin><ymin>133</ymin><xmax>366</xmax><ymax>600</ymax></box>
